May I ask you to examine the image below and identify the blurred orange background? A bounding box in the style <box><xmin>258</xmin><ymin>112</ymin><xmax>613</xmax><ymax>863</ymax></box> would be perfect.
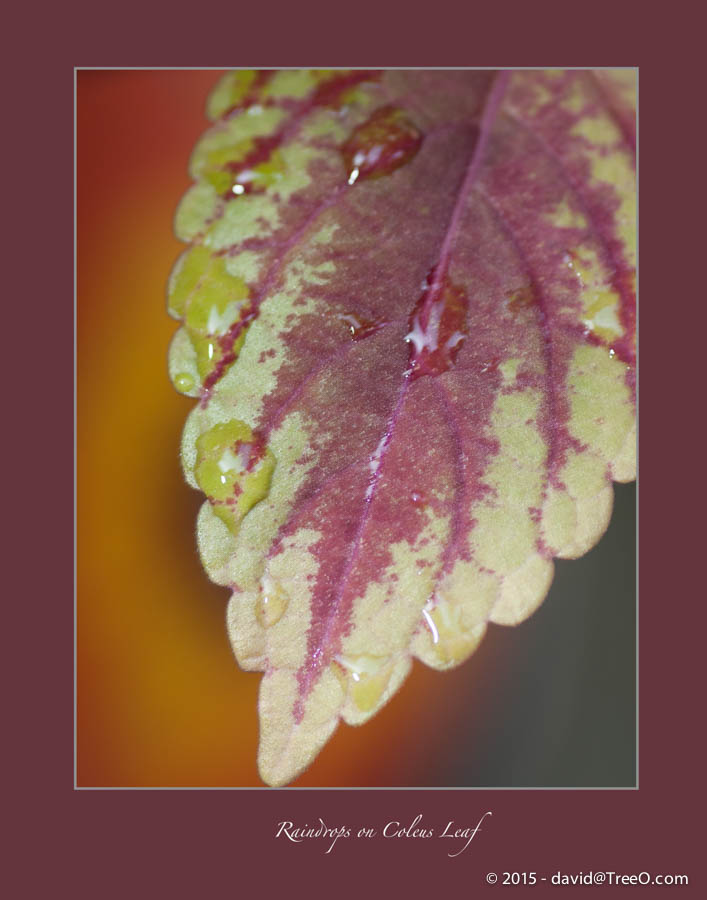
<box><xmin>77</xmin><ymin>70</ymin><xmax>635</xmax><ymax>788</ymax></box>
<box><xmin>76</xmin><ymin>70</ymin><xmax>481</xmax><ymax>787</ymax></box>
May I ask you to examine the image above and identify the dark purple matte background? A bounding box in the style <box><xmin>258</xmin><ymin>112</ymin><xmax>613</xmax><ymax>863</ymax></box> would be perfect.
<box><xmin>8</xmin><ymin>1</ymin><xmax>704</xmax><ymax>895</ymax></box>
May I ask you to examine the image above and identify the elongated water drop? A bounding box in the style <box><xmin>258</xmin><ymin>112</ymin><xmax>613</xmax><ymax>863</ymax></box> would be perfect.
<box><xmin>341</xmin><ymin>105</ymin><xmax>423</xmax><ymax>184</ymax></box>
<box><xmin>256</xmin><ymin>573</ymin><xmax>290</xmax><ymax>627</ymax></box>
<box><xmin>405</xmin><ymin>265</ymin><xmax>469</xmax><ymax>379</ymax></box>
<box><xmin>336</xmin><ymin>654</ymin><xmax>394</xmax><ymax>712</ymax></box>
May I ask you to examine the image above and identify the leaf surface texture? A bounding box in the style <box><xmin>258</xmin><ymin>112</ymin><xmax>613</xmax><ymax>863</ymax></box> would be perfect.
<box><xmin>168</xmin><ymin>69</ymin><xmax>636</xmax><ymax>785</ymax></box>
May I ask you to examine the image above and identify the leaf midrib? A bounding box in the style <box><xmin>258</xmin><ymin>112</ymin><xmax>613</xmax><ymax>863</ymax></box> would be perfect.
<box><xmin>291</xmin><ymin>70</ymin><xmax>511</xmax><ymax>714</ymax></box>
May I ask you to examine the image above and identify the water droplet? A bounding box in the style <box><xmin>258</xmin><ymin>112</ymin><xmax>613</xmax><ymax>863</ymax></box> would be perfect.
<box><xmin>215</xmin><ymin>135</ymin><xmax>288</xmax><ymax>198</ymax></box>
<box><xmin>506</xmin><ymin>284</ymin><xmax>536</xmax><ymax>317</ymax></box>
<box><xmin>194</xmin><ymin>421</ymin><xmax>276</xmax><ymax>534</ymax></box>
<box><xmin>336</xmin><ymin>311</ymin><xmax>386</xmax><ymax>340</ymax></box>
<box><xmin>182</xmin><ymin>263</ymin><xmax>254</xmax><ymax>384</ymax></box>
<box><xmin>174</xmin><ymin>372</ymin><xmax>195</xmax><ymax>393</ymax></box>
<box><xmin>341</xmin><ymin>105</ymin><xmax>423</xmax><ymax>185</ymax></box>
<box><xmin>608</xmin><ymin>347</ymin><xmax>616</xmax><ymax>358</ymax></box>
<box><xmin>422</xmin><ymin>608</ymin><xmax>439</xmax><ymax>643</ymax></box>
<box><xmin>480</xmin><ymin>357</ymin><xmax>500</xmax><ymax>374</ymax></box>
<box><xmin>406</xmin><ymin>265</ymin><xmax>469</xmax><ymax>380</ymax></box>
<box><xmin>216</xmin><ymin>70</ymin><xmax>273</xmax><ymax>118</ymax></box>
<box><xmin>336</xmin><ymin>654</ymin><xmax>393</xmax><ymax>712</ymax></box>
<box><xmin>256</xmin><ymin>574</ymin><xmax>290</xmax><ymax>627</ymax></box>
<box><xmin>422</xmin><ymin>601</ymin><xmax>485</xmax><ymax>665</ymax></box>
<box><xmin>410</xmin><ymin>490</ymin><xmax>425</xmax><ymax>506</ymax></box>
<box><xmin>565</xmin><ymin>248</ymin><xmax>585</xmax><ymax>285</ymax></box>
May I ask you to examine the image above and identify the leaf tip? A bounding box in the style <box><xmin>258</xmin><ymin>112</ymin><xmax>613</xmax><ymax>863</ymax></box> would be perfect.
<box><xmin>257</xmin><ymin>668</ymin><xmax>344</xmax><ymax>787</ymax></box>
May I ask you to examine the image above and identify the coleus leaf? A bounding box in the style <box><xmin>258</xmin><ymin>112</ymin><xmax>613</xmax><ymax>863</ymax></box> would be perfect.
<box><xmin>167</xmin><ymin>69</ymin><xmax>636</xmax><ymax>786</ymax></box>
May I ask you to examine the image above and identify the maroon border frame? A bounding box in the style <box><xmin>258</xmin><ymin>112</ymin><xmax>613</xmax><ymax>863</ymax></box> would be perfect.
<box><xmin>9</xmin><ymin>1</ymin><xmax>704</xmax><ymax>894</ymax></box>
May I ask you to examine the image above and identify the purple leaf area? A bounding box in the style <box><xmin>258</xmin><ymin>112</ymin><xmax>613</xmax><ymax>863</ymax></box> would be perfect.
<box><xmin>168</xmin><ymin>69</ymin><xmax>636</xmax><ymax>785</ymax></box>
